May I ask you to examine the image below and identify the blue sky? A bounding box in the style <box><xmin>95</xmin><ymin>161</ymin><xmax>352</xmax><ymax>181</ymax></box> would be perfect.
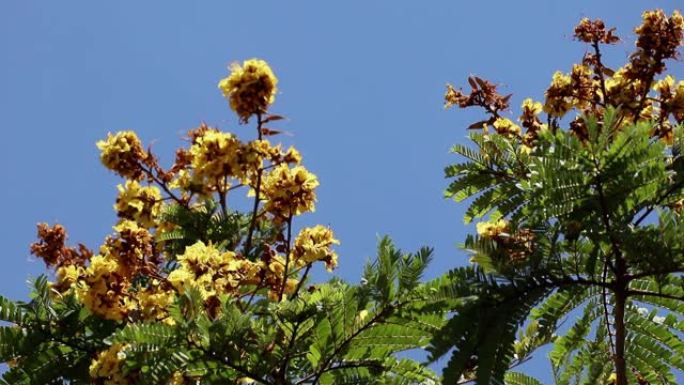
<box><xmin>1</xmin><ymin>1</ymin><xmax>682</xmax><ymax>383</ymax></box>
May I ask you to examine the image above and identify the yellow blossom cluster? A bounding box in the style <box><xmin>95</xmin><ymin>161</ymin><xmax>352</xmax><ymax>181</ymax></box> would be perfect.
<box><xmin>173</xmin><ymin>127</ymin><xmax>303</xmax><ymax>196</ymax></box>
<box><xmin>71</xmin><ymin>221</ymin><xmax>167</xmax><ymax>321</ymax></box>
<box><xmin>543</xmin><ymin>65</ymin><xmax>593</xmax><ymax>117</ymax></box>
<box><xmin>167</xmin><ymin>241</ymin><xmax>301</xmax><ymax>302</ymax></box>
<box><xmin>76</xmin><ymin>254</ymin><xmax>130</xmax><ymax>321</ymax></box>
<box><xmin>101</xmin><ymin>221</ymin><xmax>155</xmax><ymax>276</ymax></box>
<box><xmin>543</xmin><ymin>72</ymin><xmax>572</xmax><ymax>117</ymax></box>
<box><xmin>169</xmin><ymin>372</ymin><xmax>186</xmax><ymax>385</ymax></box>
<box><xmin>262</xmin><ymin>254</ymin><xmax>299</xmax><ymax>301</ymax></box>
<box><xmin>167</xmin><ymin>241</ymin><xmax>261</xmax><ymax>299</ymax></box>
<box><xmin>634</xmin><ymin>10</ymin><xmax>683</xmax><ymax>61</ymax></box>
<box><xmin>519</xmin><ymin>99</ymin><xmax>547</xmax><ymax>152</ymax></box>
<box><xmin>89</xmin><ymin>344</ymin><xmax>132</xmax><ymax>385</ymax></box>
<box><xmin>492</xmin><ymin>118</ymin><xmax>521</xmax><ymax>138</ymax></box>
<box><xmin>218</xmin><ymin>58</ymin><xmax>278</xmax><ymax>122</ymax></box>
<box><xmin>292</xmin><ymin>225</ymin><xmax>340</xmax><ymax>271</ymax></box>
<box><xmin>475</xmin><ymin>220</ymin><xmax>535</xmax><ymax>263</ymax></box>
<box><xmin>603</xmin><ymin>66</ymin><xmax>644</xmax><ymax>112</ymax></box>
<box><xmin>520</xmin><ymin>98</ymin><xmax>542</xmax><ymax>118</ymax></box>
<box><xmin>129</xmin><ymin>281</ymin><xmax>176</xmax><ymax>323</ymax></box>
<box><xmin>261</xmin><ymin>164</ymin><xmax>319</xmax><ymax>221</ymax></box>
<box><xmin>114</xmin><ymin>180</ymin><xmax>162</xmax><ymax>228</ymax></box>
<box><xmin>97</xmin><ymin>131</ymin><xmax>148</xmax><ymax>180</ymax></box>
<box><xmin>54</xmin><ymin>264</ymin><xmax>84</xmax><ymax>292</ymax></box>
<box><xmin>476</xmin><ymin>219</ymin><xmax>508</xmax><ymax>239</ymax></box>
<box><xmin>654</xmin><ymin>75</ymin><xmax>684</xmax><ymax>123</ymax></box>
<box><xmin>183</xmin><ymin>129</ymin><xmax>242</xmax><ymax>193</ymax></box>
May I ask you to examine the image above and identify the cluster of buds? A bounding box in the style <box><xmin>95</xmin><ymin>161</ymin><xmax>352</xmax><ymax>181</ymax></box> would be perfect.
<box><xmin>30</xmin><ymin>223</ymin><xmax>92</xmax><ymax>269</ymax></box>
<box><xmin>574</xmin><ymin>18</ymin><xmax>620</xmax><ymax>45</ymax></box>
<box><xmin>445</xmin><ymin>76</ymin><xmax>511</xmax><ymax>117</ymax></box>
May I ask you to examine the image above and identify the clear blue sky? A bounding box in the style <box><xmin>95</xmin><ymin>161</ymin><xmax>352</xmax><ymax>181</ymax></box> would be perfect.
<box><xmin>1</xmin><ymin>1</ymin><xmax>682</xmax><ymax>383</ymax></box>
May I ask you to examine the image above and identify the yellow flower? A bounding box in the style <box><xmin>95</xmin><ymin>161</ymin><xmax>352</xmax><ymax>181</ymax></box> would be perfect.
<box><xmin>114</xmin><ymin>180</ymin><xmax>162</xmax><ymax>228</ymax></box>
<box><xmin>543</xmin><ymin>71</ymin><xmax>573</xmax><ymax>117</ymax></box>
<box><xmin>169</xmin><ymin>241</ymin><xmax>260</xmax><ymax>300</ymax></box>
<box><xmin>187</xmin><ymin>129</ymin><xmax>241</xmax><ymax>193</ymax></box>
<box><xmin>444</xmin><ymin>83</ymin><xmax>467</xmax><ymax>109</ymax></box>
<box><xmin>654</xmin><ymin>75</ymin><xmax>684</xmax><ymax>122</ymax></box>
<box><xmin>261</xmin><ymin>164</ymin><xmax>319</xmax><ymax>221</ymax></box>
<box><xmin>492</xmin><ymin>118</ymin><xmax>521</xmax><ymax>137</ymax></box>
<box><xmin>283</xmin><ymin>146</ymin><xmax>302</xmax><ymax>164</ymax></box>
<box><xmin>237</xmin><ymin>139</ymin><xmax>278</xmax><ymax>184</ymax></box>
<box><xmin>131</xmin><ymin>281</ymin><xmax>176</xmax><ymax>321</ymax></box>
<box><xmin>169</xmin><ymin>372</ymin><xmax>186</xmax><ymax>385</ymax></box>
<box><xmin>96</xmin><ymin>131</ymin><xmax>147</xmax><ymax>180</ymax></box>
<box><xmin>292</xmin><ymin>225</ymin><xmax>340</xmax><ymax>271</ymax></box>
<box><xmin>77</xmin><ymin>255</ymin><xmax>128</xmax><ymax>321</ymax></box>
<box><xmin>653</xmin><ymin>75</ymin><xmax>675</xmax><ymax>94</ymax></box>
<box><xmin>89</xmin><ymin>344</ymin><xmax>130</xmax><ymax>385</ymax></box>
<box><xmin>55</xmin><ymin>265</ymin><xmax>83</xmax><ymax>290</ymax></box>
<box><xmin>103</xmin><ymin>220</ymin><xmax>154</xmax><ymax>274</ymax></box>
<box><xmin>671</xmin><ymin>80</ymin><xmax>684</xmax><ymax>122</ymax></box>
<box><xmin>167</xmin><ymin>269</ymin><xmax>196</xmax><ymax>295</ymax></box>
<box><xmin>218</xmin><ymin>59</ymin><xmax>278</xmax><ymax>122</ymax></box>
<box><xmin>476</xmin><ymin>219</ymin><xmax>508</xmax><ymax>239</ymax></box>
<box><xmin>604</xmin><ymin>66</ymin><xmax>643</xmax><ymax>110</ymax></box>
<box><xmin>521</xmin><ymin>98</ymin><xmax>542</xmax><ymax>116</ymax></box>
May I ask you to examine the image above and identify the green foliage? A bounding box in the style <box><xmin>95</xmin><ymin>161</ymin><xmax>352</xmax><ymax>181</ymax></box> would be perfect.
<box><xmin>439</xmin><ymin>108</ymin><xmax>684</xmax><ymax>384</ymax></box>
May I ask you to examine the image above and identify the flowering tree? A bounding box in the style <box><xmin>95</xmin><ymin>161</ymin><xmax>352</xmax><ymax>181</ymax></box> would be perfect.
<box><xmin>3</xmin><ymin>7</ymin><xmax>684</xmax><ymax>385</ymax></box>
<box><xmin>0</xmin><ymin>60</ymin><xmax>442</xmax><ymax>385</ymax></box>
<box><xmin>433</xmin><ymin>9</ymin><xmax>684</xmax><ymax>385</ymax></box>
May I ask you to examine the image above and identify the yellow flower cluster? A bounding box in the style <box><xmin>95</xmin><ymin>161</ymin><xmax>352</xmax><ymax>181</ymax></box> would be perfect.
<box><xmin>114</xmin><ymin>180</ymin><xmax>162</xmax><ymax>228</ymax></box>
<box><xmin>292</xmin><ymin>225</ymin><xmax>340</xmax><ymax>271</ymax></box>
<box><xmin>77</xmin><ymin>254</ymin><xmax>130</xmax><ymax>320</ymax></box>
<box><xmin>175</xmin><ymin>128</ymin><xmax>303</xmax><ymax>196</ymax></box>
<box><xmin>166</xmin><ymin>241</ymin><xmax>303</xmax><ymax>302</ymax></box>
<box><xmin>521</xmin><ymin>98</ymin><xmax>543</xmax><ymax>117</ymax></box>
<box><xmin>543</xmin><ymin>65</ymin><xmax>593</xmax><ymax>117</ymax></box>
<box><xmin>97</xmin><ymin>131</ymin><xmax>148</xmax><ymax>180</ymax></box>
<box><xmin>492</xmin><ymin>118</ymin><xmax>521</xmax><ymax>137</ymax></box>
<box><xmin>130</xmin><ymin>281</ymin><xmax>176</xmax><ymax>323</ymax></box>
<box><xmin>167</xmin><ymin>241</ymin><xmax>261</xmax><ymax>299</ymax></box>
<box><xmin>543</xmin><ymin>72</ymin><xmax>573</xmax><ymax>117</ymax></box>
<box><xmin>218</xmin><ymin>59</ymin><xmax>278</xmax><ymax>122</ymax></box>
<box><xmin>261</xmin><ymin>164</ymin><xmax>319</xmax><ymax>221</ymax></box>
<box><xmin>102</xmin><ymin>221</ymin><xmax>154</xmax><ymax>276</ymax></box>
<box><xmin>263</xmin><ymin>254</ymin><xmax>298</xmax><ymax>301</ymax></box>
<box><xmin>654</xmin><ymin>75</ymin><xmax>684</xmax><ymax>123</ymax></box>
<box><xmin>635</xmin><ymin>10</ymin><xmax>684</xmax><ymax>59</ymax></box>
<box><xmin>73</xmin><ymin>221</ymin><xmax>165</xmax><ymax>320</ymax></box>
<box><xmin>89</xmin><ymin>344</ymin><xmax>131</xmax><ymax>385</ymax></box>
<box><xmin>169</xmin><ymin>372</ymin><xmax>186</xmax><ymax>385</ymax></box>
<box><xmin>185</xmin><ymin>129</ymin><xmax>241</xmax><ymax>193</ymax></box>
<box><xmin>54</xmin><ymin>264</ymin><xmax>84</xmax><ymax>292</ymax></box>
<box><xmin>604</xmin><ymin>66</ymin><xmax>644</xmax><ymax>111</ymax></box>
<box><xmin>518</xmin><ymin>99</ymin><xmax>547</xmax><ymax>152</ymax></box>
<box><xmin>476</xmin><ymin>219</ymin><xmax>508</xmax><ymax>239</ymax></box>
